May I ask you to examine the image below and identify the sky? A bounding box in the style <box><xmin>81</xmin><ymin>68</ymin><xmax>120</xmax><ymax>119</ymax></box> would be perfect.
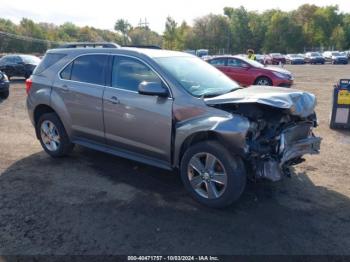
<box><xmin>1</xmin><ymin>0</ymin><xmax>350</xmax><ymax>34</ymax></box>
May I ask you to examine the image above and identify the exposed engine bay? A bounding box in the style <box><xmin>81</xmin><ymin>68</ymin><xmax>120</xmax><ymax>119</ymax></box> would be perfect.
<box><xmin>210</xmin><ymin>102</ymin><xmax>321</xmax><ymax>181</ymax></box>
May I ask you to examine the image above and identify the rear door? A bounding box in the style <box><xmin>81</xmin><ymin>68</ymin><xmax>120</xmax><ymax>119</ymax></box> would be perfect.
<box><xmin>53</xmin><ymin>54</ymin><xmax>109</xmax><ymax>143</ymax></box>
<box><xmin>103</xmin><ymin>55</ymin><xmax>173</xmax><ymax>163</ymax></box>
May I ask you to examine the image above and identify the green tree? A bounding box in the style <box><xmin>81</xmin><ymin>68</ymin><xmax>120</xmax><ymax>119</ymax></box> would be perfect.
<box><xmin>114</xmin><ymin>19</ymin><xmax>131</xmax><ymax>45</ymax></box>
<box><xmin>331</xmin><ymin>25</ymin><xmax>346</xmax><ymax>50</ymax></box>
<box><xmin>224</xmin><ymin>6</ymin><xmax>253</xmax><ymax>53</ymax></box>
<box><xmin>163</xmin><ymin>16</ymin><xmax>178</xmax><ymax>50</ymax></box>
<box><xmin>263</xmin><ymin>11</ymin><xmax>304</xmax><ymax>53</ymax></box>
<box><xmin>129</xmin><ymin>27</ymin><xmax>162</xmax><ymax>46</ymax></box>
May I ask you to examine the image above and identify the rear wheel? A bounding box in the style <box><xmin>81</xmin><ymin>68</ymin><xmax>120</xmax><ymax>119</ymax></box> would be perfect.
<box><xmin>180</xmin><ymin>141</ymin><xmax>246</xmax><ymax>208</ymax></box>
<box><xmin>36</xmin><ymin>113</ymin><xmax>74</xmax><ymax>157</ymax></box>
<box><xmin>255</xmin><ymin>76</ymin><xmax>272</xmax><ymax>86</ymax></box>
<box><xmin>0</xmin><ymin>90</ymin><xmax>9</xmax><ymax>99</ymax></box>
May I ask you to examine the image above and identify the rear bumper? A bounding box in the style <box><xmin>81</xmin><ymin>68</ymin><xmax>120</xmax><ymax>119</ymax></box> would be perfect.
<box><xmin>26</xmin><ymin>96</ymin><xmax>35</xmax><ymax>127</ymax></box>
<box><xmin>290</xmin><ymin>60</ymin><xmax>305</xmax><ymax>64</ymax></box>
<box><xmin>334</xmin><ymin>59</ymin><xmax>348</xmax><ymax>64</ymax></box>
<box><xmin>310</xmin><ymin>58</ymin><xmax>325</xmax><ymax>64</ymax></box>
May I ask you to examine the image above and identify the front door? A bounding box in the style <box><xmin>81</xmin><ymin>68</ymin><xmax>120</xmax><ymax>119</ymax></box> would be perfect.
<box><xmin>103</xmin><ymin>55</ymin><xmax>173</xmax><ymax>163</ymax></box>
<box><xmin>226</xmin><ymin>58</ymin><xmax>252</xmax><ymax>86</ymax></box>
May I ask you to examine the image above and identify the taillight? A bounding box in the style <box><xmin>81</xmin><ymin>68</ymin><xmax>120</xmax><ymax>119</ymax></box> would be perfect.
<box><xmin>25</xmin><ymin>78</ymin><xmax>33</xmax><ymax>95</ymax></box>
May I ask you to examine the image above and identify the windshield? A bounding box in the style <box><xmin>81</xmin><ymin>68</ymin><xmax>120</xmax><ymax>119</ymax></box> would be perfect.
<box><xmin>332</xmin><ymin>52</ymin><xmax>341</xmax><ymax>56</ymax></box>
<box><xmin>21</xmin><ymin>55</ymin><xmax>41</xmax><ymax>64</ymax></box>
<box><xmin>155</xmin><ymin>56</ymin><xmax>240</xmax><ymax>97</ymax></box>
<box><xmin>238</xmin><ymin>56</ymin><xmax>264</xmax><ymax>68</ymax></box>
<box><xmin>311</xmin><ymin>52</ymin><xmax>320</xmax><ymax>57</ymax></box>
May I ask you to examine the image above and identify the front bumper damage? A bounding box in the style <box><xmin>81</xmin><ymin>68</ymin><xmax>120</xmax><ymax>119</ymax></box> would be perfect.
<box><xmin>252</xmin><ymin>122</ymin><xmax>321</xmax><ymax>181</ymax></box>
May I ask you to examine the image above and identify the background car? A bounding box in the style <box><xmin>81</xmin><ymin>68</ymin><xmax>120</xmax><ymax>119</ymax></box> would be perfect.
<box><xmin>255</xmin><ymin>54</ymin><xmax>265</xmax><ymax>64</ymax></box>
<box><xmin>323</xmin><ymin>51</ymin><xmax>348</xmax><ymax>64</ymax></box>
<box><xmin>304</xmin><ymin>52</ymin><xmax>325</xmax><ymax>64</ymax></box>
<box><xmin>285</xmin><ymin>54</ymin><xmax>305</xmax><ymax>64</ymax></box>
<box><xmin>206</xmin><ymin>55</ymin><xmax>293</xmax><ymax>87</ymax></box>
<box><xmin>266</xmin><ymin>53</ymin><xmax>286</xmax><ymax>65</ymax></box>
<box><xmin>0</xmin><ymin>71</ymin><xmax>10</xmax><ymax>99</ymax></box>
<box><xmin>0</xmin><ymin>54</ymin><xmax>40</xmax><ymax>80</ymax></box>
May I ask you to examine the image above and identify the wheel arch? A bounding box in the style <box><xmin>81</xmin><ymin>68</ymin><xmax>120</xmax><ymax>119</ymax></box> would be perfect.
<box><xmin>33</xmin><ymin>104</ymin><xmax>70</xmax><ymax>140</ymax></box>
<box><xmin>176</xmin><ymin>129</ymin><xmax>248</xmax><ymax>168</ymax></box>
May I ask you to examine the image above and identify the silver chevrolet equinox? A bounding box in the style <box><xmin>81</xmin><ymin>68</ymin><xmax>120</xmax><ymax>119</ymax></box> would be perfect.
<box><xmin>26</xmin><ymin>42</ymin><xmax>321</xmax><ymax>208</ymax></box>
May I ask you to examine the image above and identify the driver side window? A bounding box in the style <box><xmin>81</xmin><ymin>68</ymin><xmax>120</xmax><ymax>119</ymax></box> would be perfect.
<box><xmin>112</xmin><ymin>56</ymin><xmax>162</xmax><ymax>92</ymax></box>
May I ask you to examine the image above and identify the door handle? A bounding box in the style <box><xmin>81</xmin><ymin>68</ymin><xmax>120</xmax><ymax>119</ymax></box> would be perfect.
<box><xmin>109</xmin><ymin>96</ymin><xmax>120</xmax><ymax>104</ymax></box>
<box><xmin>59</xmin><ymin>85</ymin><xmax>69</xmax><ymax>92</ymax></box>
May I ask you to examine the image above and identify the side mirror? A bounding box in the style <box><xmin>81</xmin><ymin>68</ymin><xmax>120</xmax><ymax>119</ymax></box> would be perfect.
<box><xmin>138</xmin><ymin>81</ymin><xmax>168</xmax><ymax>97</ymax></box>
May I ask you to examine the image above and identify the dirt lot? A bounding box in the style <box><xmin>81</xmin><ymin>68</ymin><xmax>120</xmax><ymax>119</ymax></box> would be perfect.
<box><xmin>0</xmin><ymin>65</ymin><xmax>350</xmax><ymax>255</ymax></box>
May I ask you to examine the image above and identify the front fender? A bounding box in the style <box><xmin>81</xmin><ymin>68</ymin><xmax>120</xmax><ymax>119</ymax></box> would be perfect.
<box><xmin>174</xmin><ymin>113</ymin><xmax>250</xmax><ymax>167</ymax></box>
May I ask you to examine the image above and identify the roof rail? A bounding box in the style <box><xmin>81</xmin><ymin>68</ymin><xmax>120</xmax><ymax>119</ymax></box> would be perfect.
<box><xmin>57</xmin><ymin>42</ymin><xmax>120</xmax><ymax>49</ymax></box>
<box><xmin>123</xmin><ymin>45</ymin><xmax>162</xmax><ymax>50</ymax></box>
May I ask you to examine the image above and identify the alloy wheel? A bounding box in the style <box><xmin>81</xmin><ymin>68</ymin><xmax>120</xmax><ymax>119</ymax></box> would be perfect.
<box><xmin>40</xmin><ymin>120</ymin><xmax>60</xmax><ymax>151</ymax></box>
<box><xmin>257</xmin><ymin>78</ymin><xmax>270</xmax><ymax>85</ymax></box>
<box><xmin>187</xmin><ymin>152</ymin><xmax>228</xmax><ymax>199</ymax></box>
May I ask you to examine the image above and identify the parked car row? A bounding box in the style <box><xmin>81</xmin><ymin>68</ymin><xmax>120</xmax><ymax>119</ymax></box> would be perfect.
<box><xmin>253</xmin><ymin>51</ymin><xmax>349</xmax><ymax>65</ymax></box>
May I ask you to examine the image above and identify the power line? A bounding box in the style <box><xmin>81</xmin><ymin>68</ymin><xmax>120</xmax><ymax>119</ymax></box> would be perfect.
<box><xmin>0</xmin><ymin>30</ymin><xmax>61</xmax><ymax>44</ymax></box>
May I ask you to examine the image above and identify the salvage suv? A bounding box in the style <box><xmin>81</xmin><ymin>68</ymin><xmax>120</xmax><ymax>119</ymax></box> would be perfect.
<box><xmin>26</xmin><ymin>43</ymin><xmax>321</xmax><ymax>208</ymax></box>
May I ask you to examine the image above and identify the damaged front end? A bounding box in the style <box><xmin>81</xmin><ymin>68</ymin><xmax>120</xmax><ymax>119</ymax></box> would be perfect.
<box><xmin>249</xmin><ymin>119</ymin><xmax>321</xmax><ymax>181</ymax></box>
<box><xmin>205</xmin><ymin>87</ymin><xmax>322</xmax><ymax>182</ymax></box>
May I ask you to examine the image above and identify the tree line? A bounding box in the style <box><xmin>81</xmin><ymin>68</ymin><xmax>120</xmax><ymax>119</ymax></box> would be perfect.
<box><xmin>0</xmin><ymin>4</ymin><xmax>350</xmax><ymax>55</ymax></box>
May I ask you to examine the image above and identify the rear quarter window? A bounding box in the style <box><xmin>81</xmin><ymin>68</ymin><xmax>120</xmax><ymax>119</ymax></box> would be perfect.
<box><xmin>33</xmin><ymin>53</ymin><xmax>66</xmax><ymax>75</ymax></box>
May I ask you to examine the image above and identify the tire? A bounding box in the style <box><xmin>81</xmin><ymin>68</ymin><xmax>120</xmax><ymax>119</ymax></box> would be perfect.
<box><xmin>180</xmin><ymin>141</ymin><xmax>246</xmax><ymax>208</ymax></box>
<box><xmin>254</xmin><ymin>76</ymin><xmax>272</xmax><ymax>86</ymax></box>
<box><xmin>0</xmin><ymin>90</ymin><xmax>9</xmax><ymax>99</ymax></box>
<box><xmin>36</xmin><ymin>113</ymin><xmax>74</xmax><ymax>157</ymax></box>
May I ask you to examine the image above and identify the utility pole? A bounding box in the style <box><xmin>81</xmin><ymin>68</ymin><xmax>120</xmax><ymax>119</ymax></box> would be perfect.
<box><xmin>138</xmin><ymin>18</ymin><xmax>149</xmax><ymax>29</ymax></box>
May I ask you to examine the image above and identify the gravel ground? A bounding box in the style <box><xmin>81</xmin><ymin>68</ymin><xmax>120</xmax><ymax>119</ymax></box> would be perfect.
<box><xmin>0</xmin><ymin>65</ymin><xmax>350</xmax><ymax>255</ymax></box>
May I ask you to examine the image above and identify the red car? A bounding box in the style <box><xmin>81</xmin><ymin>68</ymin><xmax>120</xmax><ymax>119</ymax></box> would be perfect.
<box><xmin>266</xmin><ymin>53</ymin><xmax>286</xmax><ymax>65</ymax></box>
<box><xmin>206</xmin><ymin>55</ymin><xmax>294</xmax><ymax>87</ymax></box>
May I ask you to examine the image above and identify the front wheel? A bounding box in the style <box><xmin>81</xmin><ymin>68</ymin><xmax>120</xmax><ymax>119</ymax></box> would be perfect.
<box><xmin>180</xmin><ymin>141</ymin><xmax>246</xmax><ymax>208</ymax></box>
<box><xmin>36</xmin><ymin>113</ymin><xmax>74</xmax><ymax>157</ymax></box>
<box><xmin>255</xmin><ymin>76</ymin><xmax>272</xmax><ymax>86</ymax></box>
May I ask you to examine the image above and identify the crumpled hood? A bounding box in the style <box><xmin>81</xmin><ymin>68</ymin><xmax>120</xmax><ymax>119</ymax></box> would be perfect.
<box><xmin>205</xmin><ymin>86</ymin><xmax>316</xmax><ymax>118</ymax></box>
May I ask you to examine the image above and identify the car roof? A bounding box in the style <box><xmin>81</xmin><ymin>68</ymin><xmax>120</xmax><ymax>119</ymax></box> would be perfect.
<box><xmin>47</xmin><ymin>47</ymin><xmax>192</xmax><ymax>59</ymax></box>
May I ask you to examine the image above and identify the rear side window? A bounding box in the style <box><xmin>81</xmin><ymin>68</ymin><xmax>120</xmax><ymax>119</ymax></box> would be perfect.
<box><xmin>66</xmin><ymin>55</ymin><xmax>108</xmax><ymax>85</ymax></box>
<box><xmin>34</xmin><ymin>53</ymin><xmax>66</xmax><ymax>75</ymax></box>
<box><xmin>60</xmin><ymin>62</ymin><xmax>72</xmax><ymax>80</ymax></box>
